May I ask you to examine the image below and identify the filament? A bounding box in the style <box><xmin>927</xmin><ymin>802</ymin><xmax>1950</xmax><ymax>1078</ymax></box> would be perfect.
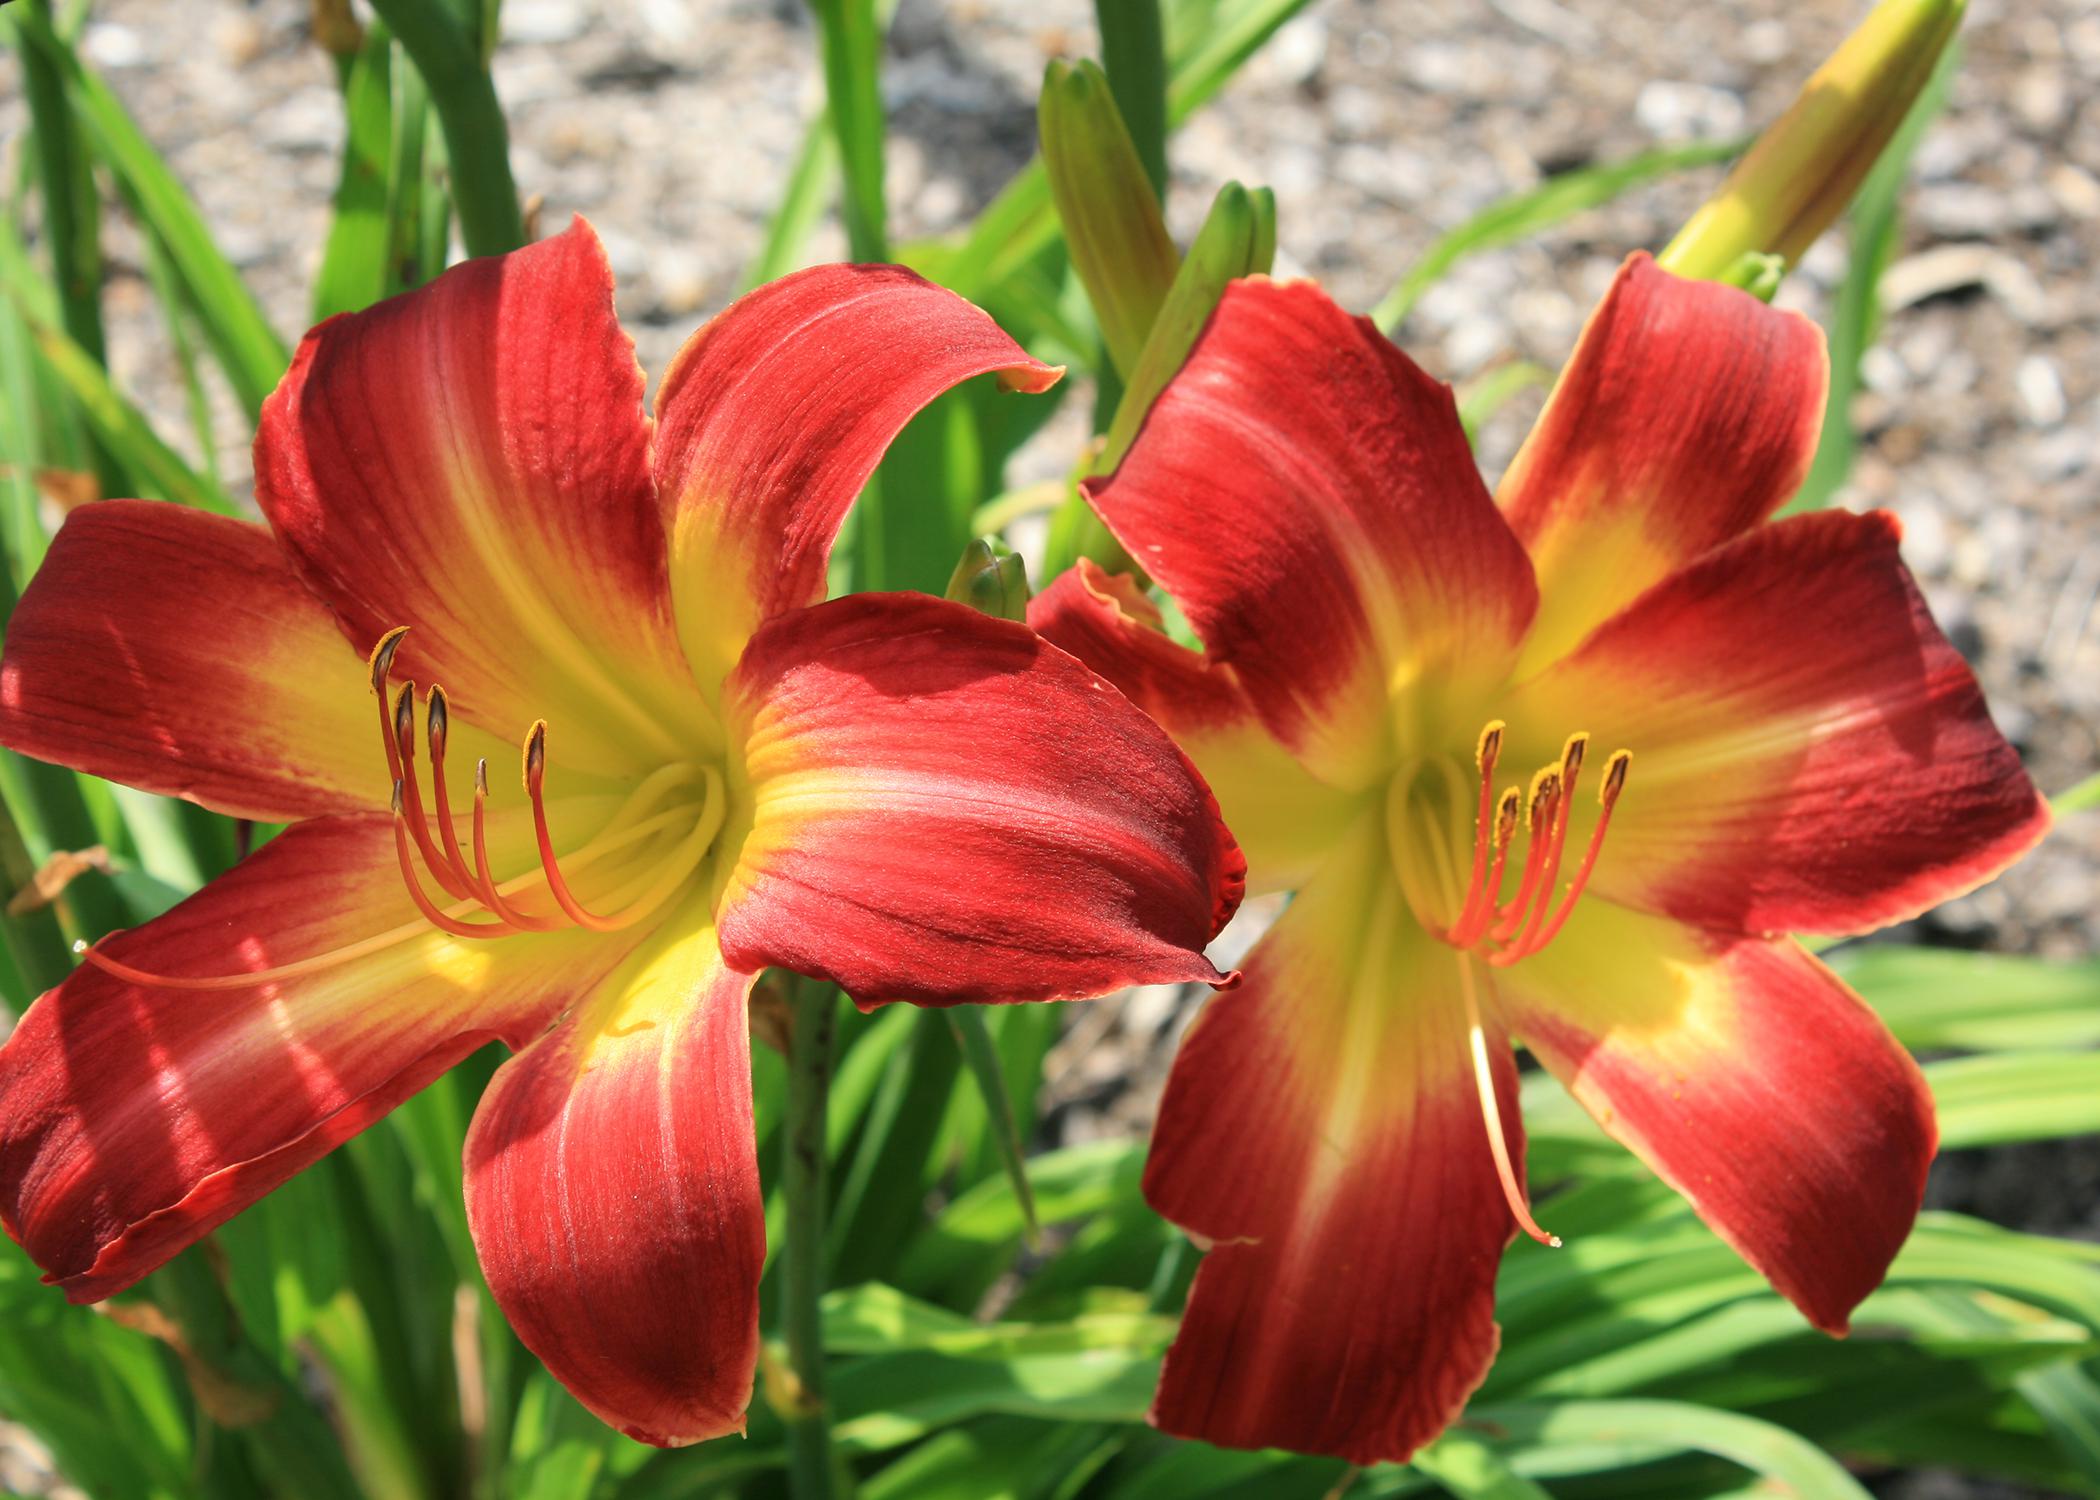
<box><xmin>73</xmin><ymin>630</ymin><xmax>727</xmax><ymax>992</ymax></box>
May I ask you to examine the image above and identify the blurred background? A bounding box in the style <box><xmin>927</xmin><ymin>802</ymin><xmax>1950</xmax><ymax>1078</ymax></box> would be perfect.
<box><xmin>0</xmin><ymin>2</ymin><xmax>2095</xmax><ymax>1496</ymax></box>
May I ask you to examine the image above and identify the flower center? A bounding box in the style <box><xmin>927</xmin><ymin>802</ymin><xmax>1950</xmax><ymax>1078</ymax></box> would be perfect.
<box><xmin>72</xmin><ymin>627</ymin><xmax>726</xmax><ymax>992</ymax></box>
<box><xmin>1386</xmin><ymin>719</ymin><xmax>1631</xmax><ymax>1251</ymax></box>
<box><xmin>1391</xmin><ymin>720</ymin><xmax>1630</xmax><ymax>970</ymax></box>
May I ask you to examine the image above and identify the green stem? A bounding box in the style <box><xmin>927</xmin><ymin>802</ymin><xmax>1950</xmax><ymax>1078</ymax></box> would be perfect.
<box><xmin>13</xmin><ymin>0</ymin><xmax>124</xmax><ymax>500</ymax></box>
<box><xmin>807</xmin><ymin>0</ymin><xmax>888</xmax><ymax>261</ymax></box>
<box><xmin>1095</xmin><ymin>0</ymin><xmax>1168</xmax><ymax>200</ymax></box>
<box><xmin>364</xmin><ymin>0</ymin><xmax>524</xmax><ymax>258</ymax></box>
<box><xmin>781</xmin><ymin>976</ymin><xmax>840</xmax><ymax>1499</ymax></box>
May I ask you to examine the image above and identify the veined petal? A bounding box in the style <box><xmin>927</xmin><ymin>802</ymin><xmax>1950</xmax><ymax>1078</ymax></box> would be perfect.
<box><xmin>1146</xmin><ymin>827</ymin><xmax>1514</xmax><ymax>1464</ymax></box>
<box><xmin>0</xmin><ymin>501</ymin><xmax>378</xmax><ymax>821</ymax></box>
<box><xmin>465</xmin><ymin>901</ymin><xmax>761</xmax><ymax>1448</ymax></box>
<box><xmin>715</xmin><ymin>593</ymin><xmax>1241</xmax><ymax>1007</ymax></box>
<box><xmin>1504</xmin><ymin>509</ymin><xmax>2047</xmax><ymax>936</ymax></box>
<box><xmin>1083</xmin><ymin>277</ymin><xmax>1537</xmax><ymax>787</ymax></box>
<box><xmin>652</xmin><ymin>264</ymin><xmax>1061</xmax><ymax>702</ymax></box>
<box><xmin>256</xmin><ymin>217</ymin><xmax>710</xmax><ymax>774</ymax></box>
<box><xmin>1030</xmin><ymin>560</ymin><xmax>1369</xmax><ymax>896</ymax></box>
<box><xmin>1502</xmin><ymin>253</ymin><xmax>1828</xmax><ymax>671</ymax></box>
<box><xmin>1494</xmin><ymin>901</ymin><xmax>1935</xmax><ymax>1333</ymax></box>
<box><xmin>0</xmin><ymin>816</ymin><xmax>630</xmax><ymax>1302</ymax></box>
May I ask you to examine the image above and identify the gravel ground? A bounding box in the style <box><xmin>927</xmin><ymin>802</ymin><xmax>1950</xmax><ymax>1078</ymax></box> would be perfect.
<box><xmin>0</xmin><ymin>1</ymin><xmax>2095</xmax><ymax>1495</ymax></box>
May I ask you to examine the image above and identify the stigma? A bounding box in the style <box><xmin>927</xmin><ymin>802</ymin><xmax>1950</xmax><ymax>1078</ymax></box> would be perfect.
<box><xmin>73</xmin><ymin>627</ymin><xmax>724</xmax><ymax>993</ymax></box>
<box><xmin>1439</xmin><ymin>720</ymin><xmax>1629</xmax><ymax>969</ymax></box>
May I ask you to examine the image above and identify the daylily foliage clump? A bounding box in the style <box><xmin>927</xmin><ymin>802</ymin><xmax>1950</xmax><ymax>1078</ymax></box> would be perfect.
<box><xmin>0</xmin><ymin>220</ymin><xmax>1242</xmax><ymax>1445</ymax></box>
<box><xmin>1036</xmin><ymin>253</ymin><xmax>2048</xmax><ymax>1462</ymax></box>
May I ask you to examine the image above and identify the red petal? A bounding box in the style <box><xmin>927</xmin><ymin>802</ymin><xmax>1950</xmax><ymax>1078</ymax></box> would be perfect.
<box><xmin>1029</xmin><ymin>561</ymin><xmax>1369</xmax><ymax>896</ymax></box>
<box><xmin>1146</xmin><ymin>834</ymin><xmax>1512</xmax><ymax>1464</ymax></box>
<box><xmin>1501</xmin><ymin>254</ymin><xmax>1828</xmax><ymax>669</ymax></box>
<box><xmin>1507</xmin><ymin>508</ymin><xmax>2047</xmax><ymax>935</ymax></box>
<box><xmin>0</xmin><ymin>501</ymin><xmax>378</xmax><ymax>821</ymax></box>
<box><xmin>0</xmin><ymin>817</ymin><xmax>625</xmax><ymax>1300</ymax></box>
<box><xmin>465</xmin><ymin>913</ymin><xmax>761</xmax><ymax>1447</ymax></box>
<box><xmin>715</xmin><ymin>593</ymin><xmax>1241</xmax><ymax>1006</ymax></box>
<box><xmin>652</xmin><ymin>264</ymin><xmax>1061</xmax><ymax>698</ymax></box>
<box><xmin>1496</xmin><ymin>902</ymin><xmax>1936</xmax><ymax>1332</ymax></box>
<box><xmin>1082</xmin><ymin>277</ymin><xmax>1536</xmax><ymax>787</ymax></box>
<box><xmin>256</xmin><ymin>217</ymin><xmax>709</xmax><ymax>774</ymax></box>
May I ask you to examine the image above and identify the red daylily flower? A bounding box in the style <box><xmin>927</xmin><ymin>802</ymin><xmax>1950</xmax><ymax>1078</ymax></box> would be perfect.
<box><xmin>0</xmin><ymin>219</ymin><xmax>1244</xmax><ymax>1447</ymax></box>
<box><xmin>1032</xmin><ymin>253</ymin><xmax>2048</xmax><ymax>1464</ymax></box>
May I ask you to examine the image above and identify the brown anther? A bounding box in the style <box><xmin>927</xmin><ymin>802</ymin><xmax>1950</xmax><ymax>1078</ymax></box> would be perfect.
<box><xmin>427</xmin><ymin>685</ymin><xmax>450</xmax><ymax>758</ymax></box>
<box><xmin>1491</xmin><ymin>745</ymin><xmax>1634</xmax><ymax>966</ymax></box>
<box><xmin>368</xmin><ymin>625</ymin><xmax>409</xmax><ymax>695</ymax></box>
<box><xmin>389</xmin><ymin>777</ymin><xmax>404</xmax><ymax>815</ymax></box>
<box><xmin>1602</xmin><ymin>750</ymin><xmax>1631</xmax><ymax>803</ymax></box>
<box><xmin>523</xmin><ymin>720</ymin><xmax>548</xmax><ymax>794</ymax></box>
<box><xmin>392</xmin><ymin>681</ymin><xmax>417</xmax><ymax>758</ymax></box>
<box><xmin>1528</xmin><ymin>769</ymin><xmax>1561</xmax><ymax>830</ymax></box>
<box><xmin>1476</xmin><ymin>720</ymin><xmax>1506</xmax><ymax>774</ymax></box>
<box><xmin>1494</xmin><ymin>787</ymin><xmax>1521</xmax><ymax>845</ymax></box>
<box><xmin>474</xmin><ymin>757</ymin><xmax>490</xmax><ymax>797</ymax></box>
<box><xmin>1560</xmin><ymin>732</ymin><xmax>1588</xmax><ymax>783</ymax></box>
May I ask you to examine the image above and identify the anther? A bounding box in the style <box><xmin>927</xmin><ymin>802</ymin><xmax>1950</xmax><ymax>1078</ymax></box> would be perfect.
<box><xmin>1445</xmin><ymin>721</ymin><xmax>1507</xmax><ymax>943</ymax></box>
<box><xmin>1440</xmin><ymin>720</ymin><xmax>1630</xmax><ymax>965</ymax></box>
<box><xmin>369</xmin><ymin>626</ymin><xmax>412</xmax><ymax>786</ymax></box>
<box><xmin>389</xmin><ymin>683</ymin><xmax>472</xmax><ymax>901</ymax></box>
<box><xmin>421</xmin><ymin>685</ymin><xmax>479</xmax><ymax>893</ymax></box>
<box><xmin>1489</xmin><ymin>770</ymin><xmax>1560</xmax><ymax>943</ymax></box>
<box><xmin>1509</xmin><ymin>749</ymin><xmax>1632</xmax><ymax>959</ymax></box>
<box><xmin>1502</xmin><ymin>735</ymin><xmax>1589</xmax><ymax>957</ymax></box>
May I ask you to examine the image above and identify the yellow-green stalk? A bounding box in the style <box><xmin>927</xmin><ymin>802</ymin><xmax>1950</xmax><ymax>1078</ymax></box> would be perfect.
<box><xmin>1039</xmin><ymin>58</ymin><xmax>1182</xmax><ymax>379</ymax></box>
<box><xmin>1660</xmin><ymin>0</ymin><xmax>1963</xmax><ymax>280</ymax></box>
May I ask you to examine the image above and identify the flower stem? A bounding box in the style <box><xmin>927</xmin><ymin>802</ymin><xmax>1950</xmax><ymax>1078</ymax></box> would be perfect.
<box><xmin>781</xmin><ymin>974</ymin><xmax>840</xmax><ymax>1499</ymax></box>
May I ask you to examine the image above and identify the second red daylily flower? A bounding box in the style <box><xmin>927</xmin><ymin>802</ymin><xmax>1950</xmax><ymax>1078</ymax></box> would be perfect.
<box><xmin>1033</xmin><ymin>253</ymin><xmax>2047</xmax><ymax>1464</ymax></box>
<box><xmin>0</xmin><ymin>219</ymin><xmax>1243</xmax><ymax>1447</ymax></box>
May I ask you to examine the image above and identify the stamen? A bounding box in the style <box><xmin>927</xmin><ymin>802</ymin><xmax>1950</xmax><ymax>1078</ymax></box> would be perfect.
<box><xmin>1500</xmin><ymin>734</ymin><xmax>1588</xmax><ymax>959</ymax></box>
<box><xmin>1489</xmin><ymin>770</ymin><xmax>1559</xmax><ymax>942</ymax></box>
<box><xmin>1457</xmin><ymin>954</ymin><xmax>1560</xmax><ymax>1248</ymax></box>
<box><xmin>390</xmin><ymin>682</ymin><xmax>474</xmax><ymax>902</ymax></box>
<box><xmin>422</xmin><ymin>684</ymin><xmax>481</xmax><ymax>894</ymax></box>
<box><xmin>391</xmin><ymin>781</ymin><xmax>509</xmax><ymax>938</ymax></box>
<box><xmin>1449</xmin><ymin>787</ymin><xmax>1521</xmax><ymax>948</ymax></box>
<box><xmin>368</xmin><ymin>626</ymin><xmax>411</xmax><ymax>786</ymax></box>
<box><xmin>1444</xmin><ymin>721</ymin><xmax>1505</xmax><ymax>944</ymax></box>
<box><xmin>524</xmin><ymin>723</ymin><xmax>727</xmax><ymax>934</ymax></box>
<box><xmin>470</xmin><ymin>757</ymin><xmax>562</xmax><ymax>931</ymax></box>
<box><xmin>524</xmin><ymin>722</ymin><xmax>627</xmax><ymax>932</ymax></box>
<box><xmin>73</xmin><ymin>760</ymin><xmax>723</xmax><ymax>991</ymax></box>
<box><xmin>1502</xmin><ymin>750</ymin><xmax>1631</xmax><ymax>961</ymax></box>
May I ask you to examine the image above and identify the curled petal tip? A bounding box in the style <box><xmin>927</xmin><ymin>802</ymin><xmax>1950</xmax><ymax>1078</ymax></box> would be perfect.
<box><xmin>998</xmin><ymin>362</ymin><xmax>1066</xmax><ymax>394</ymax></box>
